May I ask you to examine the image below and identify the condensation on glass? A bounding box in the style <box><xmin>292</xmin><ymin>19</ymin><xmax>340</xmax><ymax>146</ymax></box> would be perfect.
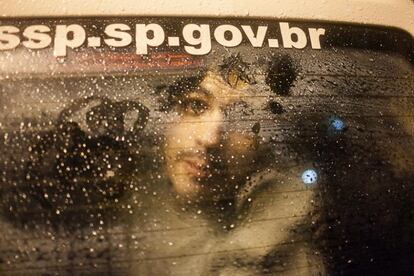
<box><xmin>0</xmin><ymin>18</ymin><xmax>413</xmax><ymax>275</ymax></box>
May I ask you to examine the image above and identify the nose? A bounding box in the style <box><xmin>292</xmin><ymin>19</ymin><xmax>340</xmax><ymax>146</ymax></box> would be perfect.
<box><xmin>195</xmin><ymin>108</ymin><xmax>223</xmax><ymax>148</ymax></box>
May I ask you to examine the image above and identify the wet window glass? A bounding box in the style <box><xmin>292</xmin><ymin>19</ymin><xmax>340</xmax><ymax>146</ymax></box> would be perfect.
<box><xmin>0</xmin><ymin>18</ymin><xmax>413</xmax><ymax>275</ymax></box>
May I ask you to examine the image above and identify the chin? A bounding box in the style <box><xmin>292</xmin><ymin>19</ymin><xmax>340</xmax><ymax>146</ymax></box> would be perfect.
<box><xmin>170</xmin><ymin>175</ymin><xmax>200</xmax><ymax>198</ymax></box>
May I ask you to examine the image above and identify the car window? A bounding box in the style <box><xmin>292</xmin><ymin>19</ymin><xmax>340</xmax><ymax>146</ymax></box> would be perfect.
<box><xmin>0</xmin><ymin>17</ymin><xmax>413</xmax><ymax>275</ymax></box>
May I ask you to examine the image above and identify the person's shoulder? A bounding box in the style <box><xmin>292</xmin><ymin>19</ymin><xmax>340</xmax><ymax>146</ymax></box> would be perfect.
<box><xmin>236</xmin><ymin>168</ymin><xmax>315</xmax><ymax>223</ymax></box>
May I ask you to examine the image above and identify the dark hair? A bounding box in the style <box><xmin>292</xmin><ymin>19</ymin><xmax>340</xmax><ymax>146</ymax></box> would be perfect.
<box><xmin>159</xmin><ymin>54</ymin><xmax>257</xmax><ymax>112</ymax></box>
<box><xmin>158</xmin><ymin>73</ymin><xmax>206</xmax><ymax>112</ymax></box>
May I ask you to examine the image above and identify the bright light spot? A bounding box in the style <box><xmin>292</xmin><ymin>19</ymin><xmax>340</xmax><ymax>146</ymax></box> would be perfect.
<box><xmin>302</xmin><ymin>169</ymin><xmax>318</xmax><ymax>185</ymax></box>
<box><xmin>329</xmin><ymin>117</ymin><xmax>345</xmax><ymax>131</ymax></box>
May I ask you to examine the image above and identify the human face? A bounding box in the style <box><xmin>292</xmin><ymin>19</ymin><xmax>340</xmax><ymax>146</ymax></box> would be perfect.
<box><xmin>164</xmin><ymin>72</ymin><xmax>259</xmax><ymax>201</ymax></box>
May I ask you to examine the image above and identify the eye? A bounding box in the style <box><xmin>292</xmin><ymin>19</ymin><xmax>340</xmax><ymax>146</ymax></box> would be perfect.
<box><xmin>180</xmin><ymin>98</ymin><xmax>209</xmax><ymax>116</ymax></box>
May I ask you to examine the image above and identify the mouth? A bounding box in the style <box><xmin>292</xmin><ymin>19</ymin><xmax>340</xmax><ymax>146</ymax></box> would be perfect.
<box><xmin>181</xmin><ymin>158</ymin><xmax>207</xmax><ymax>178</ymax></box>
